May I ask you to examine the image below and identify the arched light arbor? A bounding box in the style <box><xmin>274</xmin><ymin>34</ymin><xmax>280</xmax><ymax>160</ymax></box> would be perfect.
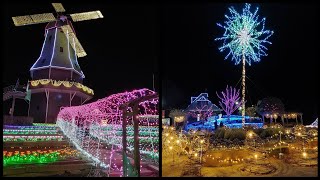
<box><xmin>57</xmin><ymin>88</ymin><xmax>158</xmax><ymax>177</ymax></box>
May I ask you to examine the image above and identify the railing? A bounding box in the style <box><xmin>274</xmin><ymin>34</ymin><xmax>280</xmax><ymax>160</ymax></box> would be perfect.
<box><xmin>3</xmin><ymin>85</ymin><xmax>15</xmax><ymax>94</ymax></box>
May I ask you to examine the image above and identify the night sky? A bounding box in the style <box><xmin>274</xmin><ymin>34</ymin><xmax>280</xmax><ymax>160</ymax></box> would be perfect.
<box><xmin>2</xmin><ymin>1</ymin><xmax>158</xmax><ymax>101</ymax></box>
<box><xmin>161</xmin><ymin>2</ymin><xmax>319</xmax><ymax>124</ymax></box>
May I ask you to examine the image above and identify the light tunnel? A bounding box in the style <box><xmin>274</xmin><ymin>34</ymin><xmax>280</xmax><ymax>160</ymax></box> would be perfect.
<box><xmin>56</xmin><ymin>88</ymin><xmax>159</xmax><ymax>174</ymax></box>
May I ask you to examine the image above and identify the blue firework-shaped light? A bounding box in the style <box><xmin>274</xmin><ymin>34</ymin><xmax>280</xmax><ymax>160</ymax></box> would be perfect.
<box><xmin>215</xmin><ymin>3</ymin><xmax>274</xmax><ymax>65</ymax></box>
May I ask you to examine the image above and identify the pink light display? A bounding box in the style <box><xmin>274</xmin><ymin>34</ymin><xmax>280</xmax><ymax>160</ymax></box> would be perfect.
<box><xmin>57</xmin><ymin>88</ymin><xmax>158</xmax><ymax>127</ymax></box>
<box><xmin>56</xmin><ymin>88</ymin><xmax>159</xmax><ymax>176</ymax></box>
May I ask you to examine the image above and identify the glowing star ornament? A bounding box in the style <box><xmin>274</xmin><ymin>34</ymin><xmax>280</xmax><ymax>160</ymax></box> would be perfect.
<box><xmin>215</xmin><ymin>3</ymin><xmax>273</xmax><ymax>126</ymax></box>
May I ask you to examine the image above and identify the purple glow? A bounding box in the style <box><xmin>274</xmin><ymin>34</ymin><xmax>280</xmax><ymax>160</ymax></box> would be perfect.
<box><xmin>57</xmin><ymin>88</ymin><xmax>158</xmax><ymax>127</ymax></box>
<box><xmin>216</xmin><ymin>85</ymin><xmax>243</xmax><ymax>119</ymax></box>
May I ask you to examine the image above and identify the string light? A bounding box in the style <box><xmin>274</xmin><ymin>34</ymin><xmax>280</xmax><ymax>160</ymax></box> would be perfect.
<box><xmin>30</xmin><ymin>79</ymin><xmax>94</xmax><ymax>95</ymax></box>
<box><xmin>56</xmin><ymin>88</ymin><xmax>158</xmax><ymax>177</ymax></box>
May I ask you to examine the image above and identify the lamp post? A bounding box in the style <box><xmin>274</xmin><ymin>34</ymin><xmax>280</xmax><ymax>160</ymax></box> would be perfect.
<box><xmin>200</xmin><ymin>139</ymin><xmax>204</xmax><ymax>163</ymax></box>
<box><xmin>279</xmin><ymin>131</ymin><xmax>283</xmax><ymax>159</ymax></box>
<box><xmin>248</xmin><ymin>132</ymin><xmax>254</xmax><ymax>149</ymax></box>
<box><xmin>254</xmin><ymin>154</ymin><xmax>258</xmax><ymax>164</ymax></box>
<box><xmin>169</xmin><ymin>146</ymin><xmax>174</xmax><ymax>166</ymax></box>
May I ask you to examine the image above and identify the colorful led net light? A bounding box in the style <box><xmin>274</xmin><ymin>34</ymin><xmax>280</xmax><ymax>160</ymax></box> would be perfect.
<box><xmin>3</xmin><ymin>148</ymin><xmax>79</xmax><ymax>166</ymax></box>
<box><xmin>3</xmin><ymin>135</ymin><xmax>64</xmax><ymax>142</ymax></box>
<box><xmin>33</xmin><ymin>123</ymin><xmax>58</xmax><ymax>127</ymax></box>
<box><xmin>4</xmin><ymin>125</ymin><xmax>58</xmax><ymax>130</ymax></box>
<box><xmin>56</xmin><ymin>88</ymin><xmax>158</xmax><ymax>176</ymax></box>
<box><xmin>3</xmin><ymin>129</ymin><xmax>59</xmax><ymax>135</ymax></box>
<box><xmin>90</xmin><ymin>124</ymin><xmax>159</xmax><ymax>160</ymax></box>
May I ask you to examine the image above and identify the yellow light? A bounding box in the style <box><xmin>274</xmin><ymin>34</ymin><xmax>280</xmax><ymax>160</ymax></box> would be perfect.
<box><xmin>254</xmin><ymin>154</ymin><xmax>258</xmax><ymax>159</ymax></box>
<box><xmin>169</xmin><ymin>146</ymin><xmax>173</xmax><ymax>150</ymax></box>
<box><xmin>298</xmin><ymin>132</ymin><xmax>301</xmax><ymax>136</ymax></box>
<box><xmin>165</xmin><ymin>133</ymin><xmax>169</xmax><ymax>137</ymax></box>
<box><xmin>170</xmin><ymin>136</ymin><xmax>173</xmax><ymax>140</ymax></box>
<box><xmin>176</xmin><ymin>140</ymin><xmax>180</xmax><ymax>144</ymax></box>
<box><xmin>194</xmin><ymin>153</ymin><xmax>198</xmax><ymax>157</ymax></box>
<box><xmin>302</xmin><ymin>152</ymin><xmax>307</xmax><ymax>157</ymax></box>
<box><xmin>200</xmin><ymin>140</ymin><xmax>204</xmax><ymax>144</ymax></box>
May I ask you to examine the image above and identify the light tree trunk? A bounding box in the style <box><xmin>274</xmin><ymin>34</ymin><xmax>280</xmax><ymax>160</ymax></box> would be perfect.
<box><xmin>241</xmin><ymin>53</ymin><xmax>246</xmax><ymax>127</ymax></box>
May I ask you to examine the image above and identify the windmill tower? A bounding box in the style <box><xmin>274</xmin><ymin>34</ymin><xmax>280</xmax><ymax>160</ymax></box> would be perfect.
<box><xmin>12</xmin><ymin>3</ymin><xmax>104</xmax><ymax>123</ymax></box>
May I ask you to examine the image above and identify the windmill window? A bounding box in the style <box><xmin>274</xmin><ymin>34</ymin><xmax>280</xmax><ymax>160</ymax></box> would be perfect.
<box><xmin>60</xmin><ymin>47</ymin><xmax>63</xmax><ymax>52</ymax></box>
<box><xmin>48</xmin><ymin>35</ymin><xmax>52</xmax><ymax>41</ymax></box>
<box><xmin>41</xmin><ymin>59</ymin><xmax>46</xmax><ymax>64</ymax></box>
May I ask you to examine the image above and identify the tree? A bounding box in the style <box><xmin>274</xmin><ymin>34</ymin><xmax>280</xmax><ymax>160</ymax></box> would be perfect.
<box><xmin>216</xmin><ymin>85</ymin><xmax>243</xmax><ymax>121</ymax></box>
<box><xmin>169</xmin><ymin>109</ymin><xmax>187</xmax><ymax>130</ymax></box>
<box><xmin>256</xmin><ymin>97</ymin><xmax>285</xmax><ymax>123</ymax></box>
<box><xmin>246</xmin><ymin>106</ymin><xmax>257</xmax><ymax>117</ymax></box>
<box><xmin>187</xmin><ymin>102</ymin><xmax>215</xmax><ymax>120</ymax></box>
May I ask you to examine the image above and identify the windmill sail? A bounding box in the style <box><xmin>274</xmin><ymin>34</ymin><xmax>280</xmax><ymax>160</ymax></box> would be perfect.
<box><xmin>12</xmin><ymin>13</ymin><xmax>56</xmax><ymax>26</ymax></box>
<box><xmin>70</xmin><ymin>11</ymin><xmax>103</xmax><ymax>22</ymax></box>
<box><xmin>61</xmin><ymin>25</ymin><xmax>87</xmax><ymax>57</ymax></box>
<box><xmin>52</xmin><ymin>3</ymin><xmax>66</xmax><ymax>12</ymax></box>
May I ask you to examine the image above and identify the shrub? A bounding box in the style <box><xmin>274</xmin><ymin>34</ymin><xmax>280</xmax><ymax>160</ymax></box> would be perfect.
<box><xmin>260</xmin><ymin>128</ymin><xmax>278</xmax><ymax>138</ymax></box>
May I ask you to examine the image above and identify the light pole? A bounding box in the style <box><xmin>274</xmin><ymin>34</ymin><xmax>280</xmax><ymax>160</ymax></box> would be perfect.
<box><xmin>169</xmin><ymin>146</ymin><xmax>174</xmax><ymax>166</ymax></box>
<box><xmin>279</xmin><ymin>131</ymin><xmax>283</xmax><ymax>159</ymax></box>
<box><xmin>254</xmin><ymin>154</ymin><xmax>258</xmax><ymax>164</ymax></box>
<box><xmin>248</xmin><ymin>132</ymin><xmax>254</xmax><ymax>149</ymax></box>
<box><xmin>200</xmin><ymin>139</ymin><xmax>204</xmax><ymax>163</ymax></box>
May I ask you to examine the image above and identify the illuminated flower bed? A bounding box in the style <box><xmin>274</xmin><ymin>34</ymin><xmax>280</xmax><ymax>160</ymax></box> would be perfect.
<box><xmin>3</xmin><ymin>148</ymin><xmax>79</xmax><ymax>166</ymax></box>
<box><xmin>3</xmin><ymin>129</ymin><xmax>58</xmax><ymax>135</ymax></box>
<box><xmin>33</xmin><ymin>123</ymin><xmax>57</xmax><ymax>127</ymax></box>
<box><xmin>4</xmin><ymin>125</ymin><xmax>57</xmax><ymax>130</ymax></box>
<box><xmin>3</xmin><ymin>135</ymin><xmax>64</xmax><ymax>142</ymax></box>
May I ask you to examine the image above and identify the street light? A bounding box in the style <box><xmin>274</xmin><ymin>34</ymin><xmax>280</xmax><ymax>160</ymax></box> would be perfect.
<box><xmin>254</xmin><ymin>154</ymin><xmax>258</xmax><ymax>164</ymax></box>
<box><xmin>248</xmin><ymin>132</ymin><xmax>255</xmax><ymax>149</ymax></box>
<box><xmin>169</xmin><ymin>146</ymin><xmax>174</xmax><ymax>166</ymax></box>
<box><xmin>279</xmin><ymin>131</ymin><xmax>284</xmax><ymax>159</ymax></box>
<box><xmin>200</xmin><ymin>139</ymin><xmax>204</xmax><ymax>163</ymax></box>
<box><xmin>302</xmin><ymin>152</ymin><xmax>307</xmax><ymax>159</ymax></box>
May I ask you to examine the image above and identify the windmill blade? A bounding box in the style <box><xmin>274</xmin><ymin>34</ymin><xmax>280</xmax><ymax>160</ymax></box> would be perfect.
<box><xmin>52</xmin><ymin>3</ymin><xmax>66</xmax><ymax>12</ymax></box>
<box><xmin>70</xmin><ymin>11</ymin><xmax>103</xmax><ymax>22</ymax></box>
<box><xmin>61</xmin><ymin>25</ymin><xmax>87</xmax><ymax>58</ymax></box>
<box><xmin>12</xmin><ymin>13</ymin><xmax>56</xmax><ymax>26</ymax></box>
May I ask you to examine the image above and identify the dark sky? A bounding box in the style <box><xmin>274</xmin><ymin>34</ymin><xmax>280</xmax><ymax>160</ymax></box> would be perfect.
<box><xmin>161</xmin><ymin>2</ymin><xmax>319</xmax><ymax>124</ymax></box>
<box><xmin>2</xmin><ymin>1</ymin><xmax>158</xmax><ymax>101</ymax></box>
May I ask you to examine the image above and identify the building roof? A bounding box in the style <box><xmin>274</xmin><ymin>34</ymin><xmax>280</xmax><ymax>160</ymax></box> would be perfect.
<box><xmin>185</xmin><ymin>93</ymin><xmax>221</xmax><ymax>112</ymax></box>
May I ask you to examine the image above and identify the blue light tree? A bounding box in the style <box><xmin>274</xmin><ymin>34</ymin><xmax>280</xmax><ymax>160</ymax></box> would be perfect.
<box><xmin>215</xmin><ymin>3</ymin><xmax>273</xmax><ymax>127</ymax></box>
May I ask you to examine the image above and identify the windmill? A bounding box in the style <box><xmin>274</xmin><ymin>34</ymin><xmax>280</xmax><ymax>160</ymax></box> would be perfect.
<box><xmin>12</xmin><ymin>3</ymin><xmax>104</xmax><ymax>123</ymax></box>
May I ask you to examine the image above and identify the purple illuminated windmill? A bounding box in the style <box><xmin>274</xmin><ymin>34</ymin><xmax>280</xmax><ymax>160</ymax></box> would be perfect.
<box><xmin>11</xmin><ymin>3</ymin><xmax>104</xmax><ymax>123</ymax></box>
